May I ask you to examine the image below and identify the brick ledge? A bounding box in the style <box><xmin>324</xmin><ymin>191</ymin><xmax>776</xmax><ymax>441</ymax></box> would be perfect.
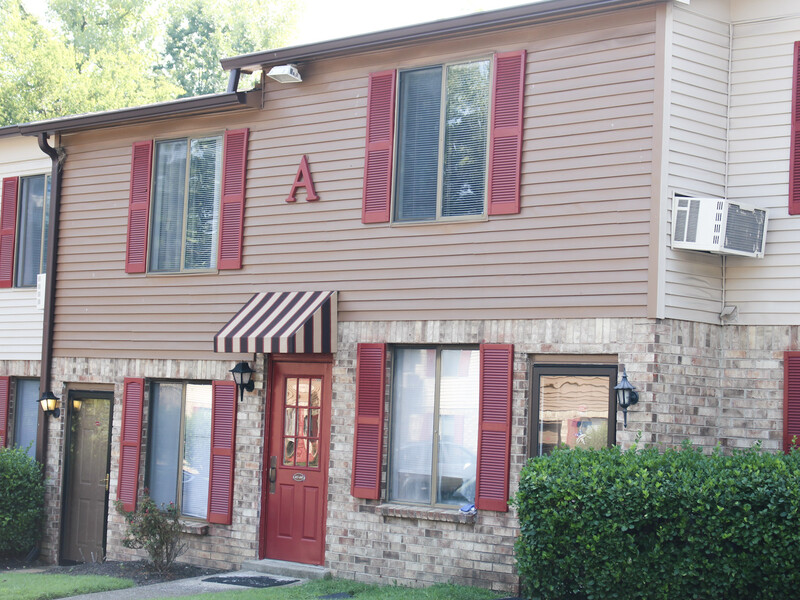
<box><xmin>376</xmin><ymin>503</ymin><xmax>477</xmax><ymax>524</ymax></box>
<box><xmin>180</xmin><ymin>521</ymin><xmax>209</xmax><ymax>535</ymax></box>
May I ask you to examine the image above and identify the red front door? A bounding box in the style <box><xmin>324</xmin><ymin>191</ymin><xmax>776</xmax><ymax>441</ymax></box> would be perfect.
<box><xmin>261</xmin><ymin>357</ymin><xmax>331</xmax><ymax>565</ymax></box>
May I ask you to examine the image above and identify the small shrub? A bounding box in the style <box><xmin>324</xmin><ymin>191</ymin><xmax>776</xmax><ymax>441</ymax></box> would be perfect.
<box><xmin>115</xmin><ymin>495</ymin><xmax>186</xmax><ymax>574</ymax></box>
<box><xmin>512</xmin><ymin>442</ymin><xmax>800</xmax><ymax>600</ymax></box>
<box><xmin>0</xmin><ymin>445</ymin><xmax>44</xmax><ymax>556</ymax></box>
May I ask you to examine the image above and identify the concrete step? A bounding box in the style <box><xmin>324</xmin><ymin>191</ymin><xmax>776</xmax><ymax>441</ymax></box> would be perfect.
<box><xmin>240</xmin><ymin>558</ymin><xmax>332</xmax><ymax>580</ymax></box>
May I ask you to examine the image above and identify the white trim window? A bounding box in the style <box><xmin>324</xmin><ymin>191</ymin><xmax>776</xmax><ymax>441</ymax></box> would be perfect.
<box><xmin>149</xmin><ymin>136</ymin><xmax>223</xmax><ymax>272</ymax></box>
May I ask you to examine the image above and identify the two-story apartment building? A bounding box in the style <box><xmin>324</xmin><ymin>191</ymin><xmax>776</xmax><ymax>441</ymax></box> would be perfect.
<box><xmin>7</xmin><ymin>0</ymin><xmax>800</xmax><ymax>592</ymax></box>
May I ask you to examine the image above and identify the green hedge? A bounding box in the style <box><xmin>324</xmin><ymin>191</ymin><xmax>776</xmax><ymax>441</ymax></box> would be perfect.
<box><xmin>0</xmin><ymin>445</ymin><xmax>44</xmax><ymax>556</ymax></box>
<box><xmin>512</xmin><ymin>443</ymin><xmax>800</xmax><ymax>600</ymax></box>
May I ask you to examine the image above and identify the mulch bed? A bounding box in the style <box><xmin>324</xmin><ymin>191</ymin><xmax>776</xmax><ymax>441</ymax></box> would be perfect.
<box><xmin>1</xmin><ymin>556</ymin><xmax>223</xmax><ymax>586</ymax></box>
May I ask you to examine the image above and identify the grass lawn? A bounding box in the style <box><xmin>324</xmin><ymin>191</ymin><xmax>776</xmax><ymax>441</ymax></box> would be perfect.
<box><xmin>0</xmin><ymin>572</ymin><xmax>134</xmax><ymax>600</ymax></box>
<box><xmin>160</xmin><ymin>578</ymin><xmax>505</xmax><ymax>600</ymax></box>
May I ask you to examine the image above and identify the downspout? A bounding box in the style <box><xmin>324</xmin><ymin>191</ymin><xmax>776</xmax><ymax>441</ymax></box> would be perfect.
<box><xmin>35</xmin><ymin>132</ymin><xmax>65</xmax><ymax>464</ymax></box>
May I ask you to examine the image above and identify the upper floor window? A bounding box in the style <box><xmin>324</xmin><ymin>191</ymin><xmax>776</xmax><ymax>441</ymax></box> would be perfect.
<box><xmin>15</xmin><ymin>175</ymin><xmax>50</xmax><ymax>287</ymax></box>
<box><xmin>394</xmin><ymin>60</ymin><xmax>490</xmax><ymax>222</ymax></box>
<box><xmin>361</xmin><ymin>51</ymin><xmax>525</xmax><ymax>224</ymax></box>
<box><xmin>149</xmin><ymin>136</ymin><xmax>222</xmax><ymax>273</ymax></box>
<box><xmin>0</xmin><ymin>174</ymin><xmax>50</xmax><ymax>289</ymax></box>
<box><xmin>125</xmin><ymin>129</ymin><xmax>249</xmax><ymax>275</ymax></box>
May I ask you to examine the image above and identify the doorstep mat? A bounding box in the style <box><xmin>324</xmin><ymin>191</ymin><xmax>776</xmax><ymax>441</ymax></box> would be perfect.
<box><xmin>203</xmin><ymin>575</ymin><xmax>299</xmax><ymax>588</ymax></box>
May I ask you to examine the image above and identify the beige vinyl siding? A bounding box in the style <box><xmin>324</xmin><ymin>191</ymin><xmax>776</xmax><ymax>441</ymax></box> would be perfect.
<box><xmin>53</xmin><ymin>7</ymin><xmax>659</xmax><ymax>360</ymax></box>
<box><xmin>0</xmin><ymin>136</ymin><xmax>49</xmax><ymax>360</ymax></box>
<box><xmin>664</xmin><ymin>4</ymin><xmax>730</xmax><ymax>323</ymax></box>
<box><xmin>723</xmin><ymin>8</ymin><xmax>800</xmax><ymax>324</ymax></box>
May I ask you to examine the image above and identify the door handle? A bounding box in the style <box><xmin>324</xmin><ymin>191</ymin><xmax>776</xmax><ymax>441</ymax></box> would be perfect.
<box><xmin>104</xmin><ymin>473</ymin><xmax>109</xmax><ymax>491</ymax></box>
<box><xmin>269</xmin><ymin>456</ymin><xmax>277</xmax><ymax>494</ymax></box>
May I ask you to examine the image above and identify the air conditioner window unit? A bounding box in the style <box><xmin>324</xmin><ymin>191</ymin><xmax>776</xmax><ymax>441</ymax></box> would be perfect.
<box><xmin>671</xmin><ymin>196</ymin><xmax>768</xmax><ymax>258</ymax></box>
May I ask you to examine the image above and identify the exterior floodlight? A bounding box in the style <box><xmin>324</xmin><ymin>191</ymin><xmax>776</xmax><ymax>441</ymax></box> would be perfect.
<box><xmin>266</xmin><ymin>64</ymin><xmax>302</xmax><ymax>83</ymax></box>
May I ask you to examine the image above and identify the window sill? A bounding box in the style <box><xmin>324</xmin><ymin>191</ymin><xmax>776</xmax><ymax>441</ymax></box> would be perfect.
<box><xmin>375</xmin><ymin>503</ymin><xmax>477</xmax><ymax>524</ymax></box>
<box><xmin>179</xmin><ymin>521</ymin><xmax>209</xmax><ymax>536</ymax></box>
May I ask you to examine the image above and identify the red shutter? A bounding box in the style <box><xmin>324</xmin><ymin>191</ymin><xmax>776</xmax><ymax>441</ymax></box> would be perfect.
<box><xmin>488</xmin><ymin>51</ymin><xmax>526</xmax><ymax>216</ymax></box>
<box><xmin>125</xmin><ymin>141</ymin><xmax>153</xmax><ymax>273</ymax></box>
<box><xmin>784</xmin><ymin>352</ymin><xmax>800</xmax><ymax>452</ymax></box>
<box><xmin>0</xmin><ymin>377</ymin><xmax>9</xmax><ymax>447</ymax></box>
<box><xmin>351</xmin><ymin>343</ymin><xmax>386</xmax><ymax>499</ymax></box>
<box><xmin>217</xmin><ymin>128</ymin><xmax>249</xmax><ymax>270</ymax></box>
<box><xmin>789</xmin><ymin>42</ymin><xmax>800</xmax><ymax>215</ymax></box>
<box><xmin>475</xmin><ymin>343</ymin><xmax>513</xmax><ymax>511</ymax></box>
<box><xmin>0</xmin><ymin>177</ymin><xmax>19</xmax><ymax>288</ymax></box>
<box><xmin>208</xmin><ymin>380</ymin><xmax>237</xmax><ymax>524</ymax></box>
<box><xmin>118</xmin><ymin>378</ymin><xmax>144</xmax><ymax>511</ymax></box>
<box><xmin>362</xmin><ymin>71</ymin><xmax>396</xmax><ymax>224</ymax></box>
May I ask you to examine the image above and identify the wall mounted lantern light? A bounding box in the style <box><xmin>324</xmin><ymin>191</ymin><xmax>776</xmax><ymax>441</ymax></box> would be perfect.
<box><xmin>38</xmin><ymin>391</ymin><xmax>61</xmax><ymax>419</ymax></box>
<box><xmin>230</xmin><ymin>362</ymin><xmax>255</xmax><ymax>402</ymax></box>
<box><xmin>614</xmin><ymin>371</ymin><xmax>639</xmax><ymax>428</ymax></box>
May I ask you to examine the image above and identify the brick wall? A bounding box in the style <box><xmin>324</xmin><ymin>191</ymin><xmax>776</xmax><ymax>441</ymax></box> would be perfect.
<box><xmin>42</xmin><ymin>356</ymin><xmax>267</xmax><ymax>569</ymax></box>
<box><xmin>36</xmin><ymin>318</ymin><xmax>795</xmax><ymax>592</ymax></box>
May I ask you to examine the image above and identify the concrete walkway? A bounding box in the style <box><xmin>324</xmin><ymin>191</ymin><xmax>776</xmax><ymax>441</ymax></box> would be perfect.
<box><xmin>63</xmin><ymin>571</ymin><xmax>303</xmax><ymax>599</ymax></box>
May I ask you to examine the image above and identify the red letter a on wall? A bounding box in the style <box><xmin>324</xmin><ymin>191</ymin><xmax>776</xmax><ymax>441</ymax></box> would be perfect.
<box><xmin>285</xmin><ymin>155</ymin><xmax>319</xmax><ymax>203</ymax></box>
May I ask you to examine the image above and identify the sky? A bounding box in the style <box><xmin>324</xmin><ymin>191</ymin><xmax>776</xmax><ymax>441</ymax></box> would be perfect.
<box><xmin>21</xmin><ymin>0</ymin><xmax>537</xmax><ymax>47</ymax></box>
<box><xmin>292</xmin><ymin>0</ymin><xmax>535</xmax><ymax>45</ymax></box>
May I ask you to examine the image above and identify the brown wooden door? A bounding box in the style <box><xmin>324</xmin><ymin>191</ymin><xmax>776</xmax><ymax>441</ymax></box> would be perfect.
<box><xmin>62</xmin><ymin>393</ymin><xmax>112</xmax><ymax>563</ymax></box>
<box><xmin>262</xmin><ymin>358</ymin><xmax>331</xmax><ymax>565</ymax></box>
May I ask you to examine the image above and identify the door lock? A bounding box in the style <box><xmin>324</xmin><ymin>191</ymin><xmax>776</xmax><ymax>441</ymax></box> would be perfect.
<box><xmin>269</xmin><ymin>456</ymin><xmax>277</xmax><ymax>494</ymax></box>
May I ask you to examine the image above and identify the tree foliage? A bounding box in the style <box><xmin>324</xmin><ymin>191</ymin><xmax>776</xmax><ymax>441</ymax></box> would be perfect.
<box><xmin>0</xmin><ymin>0</ymin><xmax>297</xmax><ymax>126</ymax></box>
<box><xmin>160</xmin><ymin>0</ymin><xmax>297</xmax><ymax>97</ymax></box>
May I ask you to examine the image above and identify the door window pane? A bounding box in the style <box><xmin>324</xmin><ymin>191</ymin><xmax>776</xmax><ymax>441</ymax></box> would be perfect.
<box><xmin>281</xmin><ymin>377</ymin><xmax>323</xmax><ymax>469</ymax></box>
<box><xmin>14</xmin><ymin>379</ymin><xmax>39</xmax><ymax>458</ymax></box>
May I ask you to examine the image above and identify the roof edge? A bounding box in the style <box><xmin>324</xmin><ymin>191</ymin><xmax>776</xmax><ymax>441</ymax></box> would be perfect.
<box><xmin>18</xmin><ymin>91</ymin><xmax>257</xmax><ymax>136</ymax></box>
<box><xmin>221</xmin><ymin>0</ymin><xmax>668</xmax><ymax>72</ymax></box>
<box><xmin>0</xmin><ymin>125</ymin><xmax>20</xmax><ymax>138</ymax></box>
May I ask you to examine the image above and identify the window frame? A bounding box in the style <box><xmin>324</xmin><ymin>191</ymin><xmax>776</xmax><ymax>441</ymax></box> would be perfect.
<box><xmin>391</xmin><ymin>57</ymin><xmax>493</xmax><ymax>225</ymax></box>
<box><xmin>13</xmin><ymin>174</ymin><xmax>50</xmax><ymax>288</ymax></box>
<box><xmin>529</xmin><ymin>363</ymin><xmax>617</xmax><ymax>458</ymax></box>
<box><xmin>147</xmin><ymin>134</ymin><xmax>223</xmax><ymax>274</ymax></box>
<box><xmin>13</xmin><ymin>378</ymin><xmax>39</xmax><ymax>457</ymax></box>
<box><xmin>387</xmin><ymin>344</ymin><xmax>480</xmax><ymax>508</ymax></box>
<box><xmin>145</xmin><ymin>379</ymin><xmax>213</xmax><ymax>520</ymax></box>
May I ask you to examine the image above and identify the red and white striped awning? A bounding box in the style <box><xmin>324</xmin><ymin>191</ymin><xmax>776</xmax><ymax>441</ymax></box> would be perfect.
<box><xmin>214</xmin><ymin>291</ymin><xmax>337</xmax><ymax>354</ymax></box>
